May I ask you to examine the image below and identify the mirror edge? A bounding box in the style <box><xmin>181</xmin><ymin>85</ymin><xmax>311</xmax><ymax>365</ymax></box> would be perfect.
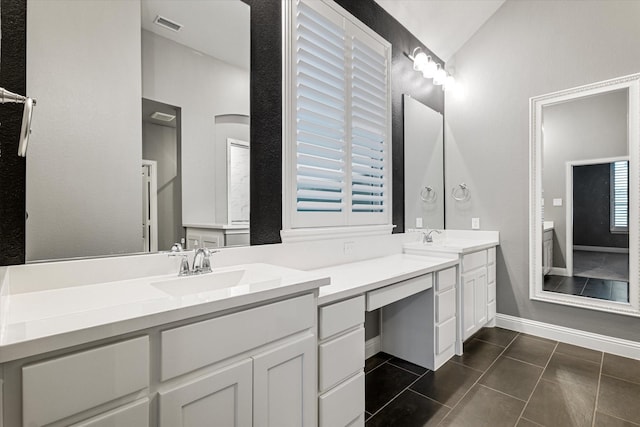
<box><xmin>529</xmin><ymin>72</ymin><xmax>640</xmax><ymax>317</ymax></box>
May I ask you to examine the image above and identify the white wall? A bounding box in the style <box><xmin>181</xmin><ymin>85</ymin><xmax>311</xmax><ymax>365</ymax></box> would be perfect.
<box><xmin>542</xmin><ymin>90</ymin><xmax>628</xmax><ymax>267</ymax></box>
<box><xmin>445</xmin><ymin>0</ymin><xmax>640</xmax><ymax>341</ymax></box>
<box><xmin>141</xmin><ymin>30</ymin><xmax>249</xmax><ymax>226</ymax></box>
<box><xmin>26</xmin><ymin>0</ymin><xmax>142</xmax><ymax>261</ymax></box>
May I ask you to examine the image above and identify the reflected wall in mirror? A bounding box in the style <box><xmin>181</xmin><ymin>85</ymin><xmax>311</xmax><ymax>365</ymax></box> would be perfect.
<box><xmin>403</xmin><ymin>95</ymin><xmax>445</xmax><ymax>231</ymax></box>
<box><xmin>530</xmin><ymin>73</ymin><xmax>640</xmax><ymax>316</ymax></box>
<box><xmin>25</xmin><ymin>0</ymin><xmax>250</xmax><ymax>262</ymax></box>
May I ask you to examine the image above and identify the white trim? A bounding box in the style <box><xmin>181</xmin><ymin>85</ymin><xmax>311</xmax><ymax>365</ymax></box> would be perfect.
<box><xmin>549</xmin><ymin>267</ymin><xmax>569</xmax><ymax>277</ymax></box>
<box><xmin>141</xmin><ymin>160</ymin><xmax>158</xmax><ymax>253</ymax></box>
<box><xmin>495</xmin><ymin>313</ymin><xmax>640</xmax><ymax>361</ymax></box>
<box><xmin>365</xmin><ymin>335</ymin><xmax>381</xmax><ymax>359</ymax></box>
<box><xmin>227</xmin><ymin>138</ymin><xmax>250</xmax><ymax>225</ymax></box>
<box><xmin>565</xmin><ymin>156</ymin><xmax>628</xmax><ymax>278</ymax></box>
<box><xmin>280</xmin><ymin>224</ymin><xmax>394</xmax><ymax>243</ymax></box>
<box><xmin>529</xmin><ymin>73</ymin><xmax>640</xmax><ymax>316</ymax></box>
<box><xmin>574</xmin><ymin>245</ymin><xmax>630</xmax><ymax>254</ymax></box>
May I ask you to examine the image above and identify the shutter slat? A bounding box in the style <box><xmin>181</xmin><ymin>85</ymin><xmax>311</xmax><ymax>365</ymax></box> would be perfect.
<box><xmin>297</xmin><ymin>201</ymin><xmax>344</xmax><ymax>211</ymax></box>
<box><xmin>297</xmin><ymin>153</ymin><xmax>344</xmax><ymax>170</ymax></box>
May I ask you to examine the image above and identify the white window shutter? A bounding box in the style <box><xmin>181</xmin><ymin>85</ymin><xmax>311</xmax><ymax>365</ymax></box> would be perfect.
<box><xmin>611</xmin><ymin>160</ymin><xmax>629</xmax><ymax>231</ymax></box>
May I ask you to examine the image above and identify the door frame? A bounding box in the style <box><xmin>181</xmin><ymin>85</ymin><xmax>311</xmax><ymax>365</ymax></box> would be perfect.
<box><xmin>142</xmin><ymin>159</ymin><xmax>158</xmax><ymax>252</ymax></box>
<box><xmin>565</xmin><ymin>155</ymin><xmax>628</xmax><ymax>277</ymax></box>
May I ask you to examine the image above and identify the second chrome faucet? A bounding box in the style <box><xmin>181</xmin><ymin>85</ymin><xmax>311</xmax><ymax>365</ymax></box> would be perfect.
<box><xmin>169</xmin><ymin>243</ymin><xmax>218</xmax><ymax>276</ymax></box>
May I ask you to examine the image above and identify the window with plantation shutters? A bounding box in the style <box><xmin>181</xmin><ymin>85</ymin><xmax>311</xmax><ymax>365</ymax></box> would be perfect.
<box><xmin>611</xmin><ymin>160</ymin><xmax>629</xmax><ymax>232</ymax></box>
<box><xmin>285</xmin><ymin>0</ymin><xmax>391</xmax><ymax>232</ymax></box>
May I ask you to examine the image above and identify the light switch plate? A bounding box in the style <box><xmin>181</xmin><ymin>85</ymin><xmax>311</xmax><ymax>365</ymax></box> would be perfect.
<box><xmin>416</xmin><ymin>217</ymin><xmax>423</xmax><ymax>228</ymax></box>
<box><xmin>553</xmin><ymin>198</ymin><xmax>563</xmax><ymax>207</ymax></box>
<box><xmin>472</xmin><ymin>218</ymin><xmax>480</xmax><ymax>229</ymax></box>
<box><xmin>344</xmin><ymin>241</ymin><xmax>355</xmax><ymax>254</ymax></box>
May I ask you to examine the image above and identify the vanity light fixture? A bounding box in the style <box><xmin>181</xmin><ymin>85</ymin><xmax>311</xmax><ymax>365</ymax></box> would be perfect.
<box><xmin>409</xmin><ymin>47</ymin><xmax>456</xmax><ymax>91</ymax></box>
<box><xmin>0</xmin><ymin>87</ymin><xmax>36</xmax><ymax>157</ymax></box>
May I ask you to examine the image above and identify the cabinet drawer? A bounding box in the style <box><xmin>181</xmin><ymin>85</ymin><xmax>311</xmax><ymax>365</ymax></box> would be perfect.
<box><xmin>436</xmin><ymin>316</ymin><xmax>456</xmax><ymax>354</ymax></box>
<box><xmin>71</xmin><ymin>399</ymin><xmax>149</xmax><ymax>427</ymax></box>
<box><xmin>488</xmin><ymin>264</ymin><xmax>496</xmax><ymax>285</ymax></box>
<box><xmin>161</xmin><ymin>294</ymin><xmax>314</xmax><ymax>380</ymax></box>
<box><xmin>462</xmin><ymin>250</ymin><xmax>487</xmax><ymax>273</ymax></box>
<box><xmin>436</xmin><ymin>287</ymin><xmax>456</xmax><ymax>323</ymax></box>
<box><xmin>488</xmin><ymin>300</ymin><xmax>496</xmax><ymax>321</ymax></box>
<box><xmin>366</xmin><ymin>274</ymin><xmax>432</xmax><ymax>311</ymax></box>
<box><xmin>436</xmin><ymin>267</ymin><xmax>457</xmax><ymax>292</ymax></box>
<box><xmin>488</xmin><ymin>247</ymin><xmax>496</xmax><ymax>265</ymax></box>
<box><xmin>23</xmin><ymin>336</ymin><xmax>149</xmax><ymax>427</ymax></box>
<box><xmin>488</xmin><ymin>282</ymin><xmax>496</xmax><ymax>303</ymax></box>
<box><xmin>319</xmin><ymin>372</ymin><xmax>364</xmax><ymax>427</ymax></box>
<box><xmin>319</xmin><ymin>327</ymin><xmax>365</xmax><ymax>392</ymax></box>
<box><xmin>319</xmin><ymin>296</ymin><xmax>365</xmax><ymax>340</ymax></box>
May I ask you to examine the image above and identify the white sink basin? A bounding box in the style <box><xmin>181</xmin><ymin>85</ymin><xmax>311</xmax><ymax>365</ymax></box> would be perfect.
<box><xmin>151</xmin><ymin>266</ymin><xmax>279</xmax><ymax>297</ymax></box>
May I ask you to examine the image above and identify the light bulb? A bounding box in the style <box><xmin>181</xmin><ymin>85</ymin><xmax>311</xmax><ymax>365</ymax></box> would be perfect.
<box><xmin>433</xmin><ymin>65</ymin><xmax>447</xmax><ymax>85</ymax></box>
<box><xmin>422</xmin><ymin>58</ymin><xmax>437</xmax><ymax>78</ymax></box>
<box><xmin>413</xmin><ymin>51</ymin><xmax>428</xmax><ymax>72</ymax></box>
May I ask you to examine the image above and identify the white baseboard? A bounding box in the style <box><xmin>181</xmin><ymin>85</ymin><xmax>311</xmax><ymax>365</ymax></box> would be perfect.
<box><xmin>495</xmin><ymin>313</ymin><xmax>640</xmax><ymax>361</ymax></box>
<box><xmin>549</xmin><ymin>267</ymin><xmax>569</xmax><ymax>276</ymax></box>
<box><xmin>365</xmin><ymin>335</ymin><xmax>381</xmax><ymax>359</ymax></box>
<box><xmin>574</xmin><ymin>245</ymin><xmax>629</xmax><ymax>254</ymax></box>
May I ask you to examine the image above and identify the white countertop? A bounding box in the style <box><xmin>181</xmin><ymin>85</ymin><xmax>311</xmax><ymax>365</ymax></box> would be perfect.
<box><xmin>403</xmin><ymin>230</ymin><xmax>499</xmax><ymax>255</ymax></box>
<box><xmin>184</xmin><ymin>223</ymin><xmax>250</xmax><ymax>230</ymax></box>
<box><xmin>0</xmin><ymin>263</ymin><xmax>328</xmax><ymax>363</ymax></box>
<box><xmin>312</xmin><ymin>254</ymin><xmax>459</xmax><ymax>305</ymax></box>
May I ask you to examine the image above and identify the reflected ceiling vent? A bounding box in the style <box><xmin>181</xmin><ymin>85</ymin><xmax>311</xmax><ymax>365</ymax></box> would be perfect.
<box><xmin>150</xmin><ymin>111</ymin><xmax>176</xmax><ymax>122</ymax></box>
<box><xmin>153</xmin><ymin>15</ymin><xmax>183</xmax><ymax>32</ymax></box>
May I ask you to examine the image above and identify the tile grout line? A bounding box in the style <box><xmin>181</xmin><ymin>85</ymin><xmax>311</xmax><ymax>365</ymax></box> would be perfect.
<box><xmin>407</xmin><ymin>388</ymin><xmax>453</xmax><ymax>410</ymax></box>
<box><xmin>591</xmin><ymin>352</ymin><xmax>604</xmax><ymax>427</ymax></box>
<box><xmin>478</xmin><ymin>383</ymin><xmax>527</xmax><ymax>403</ymax></box>
<box><xmin>600</xmin><ymin>372</ymin><xmax>640</xmax><ymax>386</ymax></box>
<box><xmin>436</xmin><ymin>332</ymin><xmax>520</xmax><ymax>427</ymax></box>
<box><xmin>386</xmin><ymin>360</ymin><xmax>428</xmax><ymax>377</ymax></box>
<box><xmin>513</xmin><ymin>339</ymin><xmax>559</xmax><ymax>427</ymax></box>
<box><xmin>365</xmin><ymin>366</ymin><xmax>430</xmax><ymax>422</ymax></box>
<box><xmin>365</xmin><ymin>359</ymin><xmax>390</xmax><ymax>376</ymax></box>
<box><xmin>503</xmin><ymin>354</ymin><xmax>548</xmax><ymax>369</ymax></box>
<box><xmin>596</xmin><ymin>409</ymin><xmax>640</xmax><ymax>427</ymax></box>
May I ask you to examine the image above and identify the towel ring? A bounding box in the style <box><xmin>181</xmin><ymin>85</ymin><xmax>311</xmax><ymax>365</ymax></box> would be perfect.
<box><xmin>420</xmin><ymin>186</ymin><xmax>437</xmax><ymax>202</ymax></box>
<box><xmin>452</xmin><ymin>183</ymin><xmax>470</xmax><ymax>201</ymax></box>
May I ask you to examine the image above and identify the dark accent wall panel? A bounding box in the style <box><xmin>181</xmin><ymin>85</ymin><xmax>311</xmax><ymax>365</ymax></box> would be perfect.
<box><xmin>573</xmin><ymin>163</ymin><xmax>628</xmax><ymax>248</ymax></box>
<box><xmin>0</xmin><ymin>0</ymin><xmax>27</xmax><ymax>265</ymax></box>
<box><xmin>334</xmin><ymin>0</ymin><xmax>445</xmax><ymax>233</ymax></box>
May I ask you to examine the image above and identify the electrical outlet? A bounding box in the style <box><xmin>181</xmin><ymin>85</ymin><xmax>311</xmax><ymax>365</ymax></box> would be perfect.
<box><xmin>553</xmin><ymin>198</ymin><xmax>563</xmax><ymax>207</ymax></box>
<box><xmin>344</xmin><ymin>241</ymin><xmax>355</xmax><ymax>254</ymax></box>
<box><xmin>416</xmin><ymin>217</ymin><xmax>423</xmax><ymax>228</ymax></box>
<box><xmin>472</xmin><ymin>217</ymin><xmax>480</xmax><ymax>229</ymax></box>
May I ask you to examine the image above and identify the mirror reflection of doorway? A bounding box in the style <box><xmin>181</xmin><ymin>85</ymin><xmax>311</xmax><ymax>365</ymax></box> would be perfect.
<box><xmin>544</xmin><ymin>158</ymin><xmax>629</xmax><ymax>302</ymax></box>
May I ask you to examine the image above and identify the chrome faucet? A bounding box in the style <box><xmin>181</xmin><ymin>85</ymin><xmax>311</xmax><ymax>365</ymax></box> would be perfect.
<box><xmin>422</xmin><ymin>229</ymin><xmax>443</xmax><ymax>243</ymax></box>
<box><xmin>168</xmin><ymin>243</ymin><xmax>191</xmax><ymax>276</ymax></box>
<box><xmin>192</xmin><ymin>247</ymin><xmax>218</xmax><ymax>275</ymax></box>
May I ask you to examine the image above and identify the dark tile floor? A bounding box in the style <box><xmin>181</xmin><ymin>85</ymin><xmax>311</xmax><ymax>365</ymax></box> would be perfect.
<box><xmin>364</xmin><ymin>327</ymin><xmax>640</xmax><ymax>427</ymax></box>
<box><xmin>544</xmin><ymin>274</ymin><xmax>629</xmax><ymax>303</ymax></box>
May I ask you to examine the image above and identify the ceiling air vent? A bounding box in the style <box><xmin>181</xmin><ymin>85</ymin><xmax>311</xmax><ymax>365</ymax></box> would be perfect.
<box><xmin>150</xmin><ymin>112</ymin><xmax>176</xmax><ymax>122</ymax></box>
<box><xmin>153</xmin><ymin>15</ymin><xmax>183</xmax><ymax>32</ymax></box>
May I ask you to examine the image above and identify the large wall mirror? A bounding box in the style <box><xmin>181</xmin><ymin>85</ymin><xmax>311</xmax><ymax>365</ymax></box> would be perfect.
<box><xmin>403</xmin><ymin>95</ymin><xmax>444</xmax><ymax>230</ymax></box>
<box><xmin>25</xmin><ymin>0</ymin><xmax>250</xmax><ymax>261</ymax></box>
<box><xmin>530</xmin><ymin>73</ymin><xmax>640</xmax><ymax>316</ymax></box>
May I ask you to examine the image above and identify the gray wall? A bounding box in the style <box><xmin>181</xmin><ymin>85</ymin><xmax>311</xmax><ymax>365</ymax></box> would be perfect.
<box><xmin>142</xmin><ymin>30</ymin><xmax>249</xmax><ymax>226</ymax></box>
<box><xmin>445</xmin><ymin>0</ymin><xmax>640</xmax><ymax>341</ymax></box>
<box><xmin>26</xmin><ymin>0</ymin><xmax>142</xmax><ymax>261</ymax></box>
<box><xmin>404</xmin><ymin>96</ymin><xmax>445</xmax><ymax>230</ymax></box>
<box><xmin>542</xmin><ymin>90</ymin><xmax>627</xmax><ymax>267</ymax></box>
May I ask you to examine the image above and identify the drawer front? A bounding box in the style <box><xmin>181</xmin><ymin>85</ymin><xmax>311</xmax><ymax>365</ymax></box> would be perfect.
<box><xmin>161</xmin><ymin>294</ymin><xmax>314</xmax><ymax>380</ymax></box>
<box><xmin>436</xmin><ymin>287</ymin><xmax>456</xmax><ymax>323</ymax></box>
<box><xmin>462</xmin><ymin>250</ymin><xmax>487</xmax><ymax>273</ymax></box>
<box><xmin>71</xmin><ymin>399</ymin><xmax>149</xmax><ymax>427</ymax></box>
<box><xmin>436</xmin><ymin>267</ymin><xmax>457</xmax><ymax>292</ymax></box>
<box><xmin>436</xmin><ymin>316</ymin><xmax>456</xmax><ymax>354</ymax></box>
<box><xmin>488</xmin><ymin>247</ymin><xmax>496</xmax><ymax>265</ymax></box>
<box><xmin>488</xmin><ymin>282</ymin><xmax>496</xmax><ymax>303</ymax></box>
<box><xmin>319</xmin><ymin>372</ymin><xmax>364</xmax><ymax>427</ymax></box>
<box><xmin>319</xmin><ymin>327</ymin><xmax>365</xmax><ymax>392</ymax></box>
<box><xmin>366</xmin><ymin>274</ymin><xmax>432</xmax><ymax>311</ymax></box>
<box><xmin>23</xmin><ymin>336</ymin><xmax>149</xmax><ymax>427</ymax></box>
<box><xmin>319</xmin><ymin>296</ymin><xmax>365</xmax><ymax>340</ymax></box>
<box><xmin>488</xmin><ymin>264</ymin><xmax>496</xmax><ymax>285</ymax></box>
<box><xmin>488</xmin><ymin>300</ymin><xmax>496</xmax><ymax>321</ymax></box>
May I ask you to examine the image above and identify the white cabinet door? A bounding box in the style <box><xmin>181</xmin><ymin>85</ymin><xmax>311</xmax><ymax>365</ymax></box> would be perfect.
<box><xmin>462</xmin><ymin>267</ymin><xmax>488</xmax><ymax>340</ymax></box>
<box><xmin>158</xmin><ymin>359</ymin><xmax>252</xmax><ymax>427</ymax></box>
<box><xmin>253</xmin><ymin>334</ymin><xmax>316</xmax><ymax>427</ymax></box>
<box><xmin>474</xmin><ymin>267</ymin><xmax>488</xmax><ymax>328</ymax></box>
